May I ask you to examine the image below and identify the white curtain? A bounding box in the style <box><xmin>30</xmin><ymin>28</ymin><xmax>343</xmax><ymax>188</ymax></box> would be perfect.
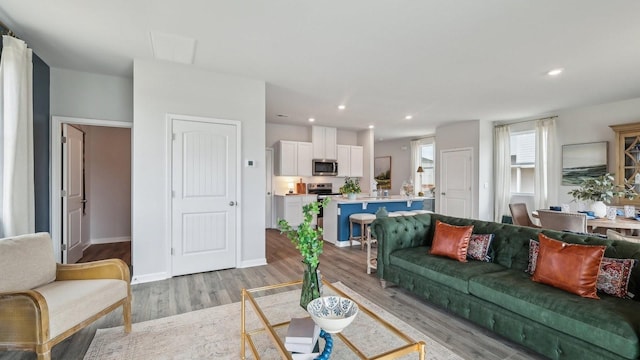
<box><xmin>533</xmin><ymin>118</ymin><xmax>556</xmax><ymax>211</ymax></box>
<box><xmin>0</xmin><ymin>35</ymin><xmax>34</xmax><ymax>237</ymax></box>
<box><xmin>410</xmin><ymin>139</ymin><xmax>420</xmax><ymax>195</ymax></box>
<box><xmin>493</xmin><ymin>124</ymin><xmax>511</xmax><ymax>222</ymax></box>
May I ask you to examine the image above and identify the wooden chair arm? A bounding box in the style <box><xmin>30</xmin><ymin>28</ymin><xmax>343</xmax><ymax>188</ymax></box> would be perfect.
<box><xmin>56</xmin><ymin>259</ymin><xmax>130</xmax><ymax>283</ymax></box>
<box><xmin>0</xmin><ymin>290</ymin><xmax>49</xmax><ymax>344</ymax></box>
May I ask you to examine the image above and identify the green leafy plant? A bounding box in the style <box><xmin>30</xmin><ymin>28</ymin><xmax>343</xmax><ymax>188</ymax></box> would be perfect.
<box><xmin>339</xmin><ymin>177</ymin><xmax>361</xmax><ymax>194</ymax></box>
<box><xmin>568</xmin><ymin>173</ymin><xmax>637</xmax><ymax>203</ymax></box>
<box><xmin>277</xmin><ymin>198</ymin><xmax>330</xmax><ymax>268</ymax></box>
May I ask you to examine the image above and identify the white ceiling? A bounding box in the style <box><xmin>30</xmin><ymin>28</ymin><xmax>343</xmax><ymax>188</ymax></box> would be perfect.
<box><xmin>2</xmin><ymin>1</ymin><xmax>640</xmax><ymax>140</ymax></box>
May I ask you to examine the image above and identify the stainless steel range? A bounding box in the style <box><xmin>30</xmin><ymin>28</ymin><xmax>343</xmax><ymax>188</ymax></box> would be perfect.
<box><xmin>307</xmin><ymin>183</ymin><xmax>341</xmax><ymax>218</ymax></box>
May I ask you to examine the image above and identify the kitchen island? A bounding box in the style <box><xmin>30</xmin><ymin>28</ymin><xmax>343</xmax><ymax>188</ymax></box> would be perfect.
<box><xmin>322</xmin><ymin>195</ymin><xmax>433</xmax><ymax>246</ymax></box>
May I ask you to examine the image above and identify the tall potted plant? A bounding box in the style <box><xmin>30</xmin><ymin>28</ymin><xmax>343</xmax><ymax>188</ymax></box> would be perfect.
<box><xmin>278</xmin><ymin>198</ymin><xmax>330</xmax><ymax>309</ymax></box>
<box><xmin>339</xmin><ymin>177</ymin><xmax>361</xmax><ymax>200</ymax></box>
<box><xmin>568</xmin><ymin>173</ymin><xmax>637</xmax><ymax>217</ymax></box>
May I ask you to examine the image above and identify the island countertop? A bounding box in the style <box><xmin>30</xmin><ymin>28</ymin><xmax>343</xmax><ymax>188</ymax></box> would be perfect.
<box><xmin>328</xmin><ymin>195</ymin><xmax>433</xmax><ymax>204</ymax></box>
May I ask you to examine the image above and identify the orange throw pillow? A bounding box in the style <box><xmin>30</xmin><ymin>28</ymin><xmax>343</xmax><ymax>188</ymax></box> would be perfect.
<box><xmin>531</xmin><ymin>234</ymin><xmax>605</xmax><ymax>299</ymax></box>
<box><xmin>429</xmin><ymin>220</ymin><xmax>473</xmax><ymax>262</ymax></box>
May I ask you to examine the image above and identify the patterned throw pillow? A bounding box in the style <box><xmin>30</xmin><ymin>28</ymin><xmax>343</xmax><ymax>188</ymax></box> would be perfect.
<box><xmin>528</xmin><ymin>239</ymin><xmax>637</xmax><ymax>298</ymax></box>
<box><xmin>526</xmin><ymin>239</ymin><xmax>540</xmax><ymax>274</ymax></box>
<box><xmin>597</xmin><ymin>257</ymin><xmax>637</xmax><ymax>298</ymax></box>
<box><xmin>467</xmin><ymin>234</ymin><xmax>494</xmax><ymax>262</ymax></box>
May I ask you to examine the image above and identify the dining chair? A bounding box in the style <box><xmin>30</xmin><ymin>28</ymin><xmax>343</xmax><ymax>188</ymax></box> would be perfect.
<box><xmin>509</xmin><ymin>203</ymin><xmax>540</xmax><ymax>228</ymax></box>
<box><xmin>537</xmin><ymin>209</ymin><xmax>588</xmax><ymax>233</ymax></box>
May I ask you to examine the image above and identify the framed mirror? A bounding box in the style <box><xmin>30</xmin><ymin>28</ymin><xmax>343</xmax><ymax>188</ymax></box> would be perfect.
<box><xmin>374</xmin><ymin>156</ymin><xmax>392</xmax><ymax>190</ymax></box>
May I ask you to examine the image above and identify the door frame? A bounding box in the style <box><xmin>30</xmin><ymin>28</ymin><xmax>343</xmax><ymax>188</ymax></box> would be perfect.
<box><xmin>51</xmin><ymin>116</ymin><xmax>133</xmax><ymax>263</ymax></box>
<box><xmin>166</xmin><ymin>113</ymin><xmax>242</xmax><ymax>276</ymax></box>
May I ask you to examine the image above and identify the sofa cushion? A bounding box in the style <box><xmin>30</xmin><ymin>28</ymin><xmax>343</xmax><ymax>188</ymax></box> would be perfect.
<box><xmin>0</xmin><ymin>233</ymin><xmax>57</xmax><ymax>292</ymax></box>
<box><xmin>430</xmin><ymin>221</ymin><xmax>473</xmax><ymax>262</ymax></box>
<box><xmin>598</xmin><ymin>257</ymin><xmax>637</xmax><ymax>298</ymax></box>
<box><xmin>35</xmin><ymin>279</ymin><xmax>128</xmax><ymax>339</ymax></box>
<box><xmin>390</xmin><ymin>246</ymin><xmax>506</xmax><ymax>294</ymax></box>
<box><xmin>469</xmin><ymin>270</ymin><xmax>640</xmax><ymax>359</ymax></box>
<box><xmin>531</xmin><ymin>234</ymin><xmax>605</xmax><ymax>299</ymax></box>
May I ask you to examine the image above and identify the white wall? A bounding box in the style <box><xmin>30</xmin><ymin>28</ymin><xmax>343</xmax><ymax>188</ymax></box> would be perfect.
<box><xmin>478</xmin><ymin>121</ymin><xmax>494</xmax><ymax>221</ymax></box>
<box><xmin>358</xmin><ymin>129</ymin><xmax>375</xmax><ymax>193</ymax></box>
<box><xmin>374</xmin><ymin>138</ymin><xmax>412</xmax><ymax>196</ymax></box>
<box><xmin>86</xmin><ymin>126</ymin><xmax>131</xmax><ymax>243</ymax></box>
<box><xmin>51</xmin><ymin>68</ymin><xmax>133</xmax><ymax>122</ymax></box>
<box><xmin>133</xmin><ymin>59</ymin><xmax>266</xmax><ymax>282</ymax></box>
<box><xmin>552</xmin><ymin>97</ymin><xmax>640</xmax><ymax>206</ymax></box>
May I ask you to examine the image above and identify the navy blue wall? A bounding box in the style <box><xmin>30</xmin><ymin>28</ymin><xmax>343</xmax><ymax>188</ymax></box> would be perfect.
<box><xmin>0</xmin><ymin>39</ymin><xmax>51</xmax><ymax>233</ymax></box>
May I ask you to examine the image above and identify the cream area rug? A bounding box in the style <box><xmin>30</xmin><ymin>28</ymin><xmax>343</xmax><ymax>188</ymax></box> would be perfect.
<box><xmin>84</xmin><ymin>282</ymin><xmax>462</xmax><ymax>360</ymax></box>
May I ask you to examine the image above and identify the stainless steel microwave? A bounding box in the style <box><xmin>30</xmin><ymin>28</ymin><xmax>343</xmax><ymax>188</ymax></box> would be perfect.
<box><xmin>312</xmin><ymin>159</ymin><xmax>338</xmax><ymax>176</ymax></box>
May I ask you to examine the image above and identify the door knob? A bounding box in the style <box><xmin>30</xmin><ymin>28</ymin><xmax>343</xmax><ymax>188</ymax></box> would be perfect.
<box><xmin>441</xmin><ymin>192</ymin><xmax>446</xmax><ymax>195</ymax></box>
<box><xmin>267</xmin><ymin>192</ymin><xmax>272</xmax><ymax>195</ymax></box>
<box><xmin>229</xmin><ymin>201</ymin><xmax>237</xmax><ymax>206</ymax></box>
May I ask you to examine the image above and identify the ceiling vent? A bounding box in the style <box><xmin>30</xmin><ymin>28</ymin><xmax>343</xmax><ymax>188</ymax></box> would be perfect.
<box><xmin>149</xmin><ymin>31</ymin><xmax>197</xmax><ymax>65</ymax></box>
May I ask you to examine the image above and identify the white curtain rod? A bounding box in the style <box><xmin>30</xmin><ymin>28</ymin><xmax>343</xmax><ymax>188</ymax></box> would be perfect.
<box><xmin>496</xmin><ymin>115</ymin><xmax>557</xmax><ymax>127</ymax></box>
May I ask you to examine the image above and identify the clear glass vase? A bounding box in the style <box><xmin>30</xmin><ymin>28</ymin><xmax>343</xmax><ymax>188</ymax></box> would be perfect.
<box><xmin>300</xmin><ymin>262</ymin><xmax>321</xmax><ymax>310</ymax></box>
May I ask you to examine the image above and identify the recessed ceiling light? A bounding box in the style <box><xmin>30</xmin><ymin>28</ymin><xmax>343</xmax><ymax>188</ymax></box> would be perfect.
<box><xmin>368</xmin><ymin>125</ymin><xmax>375</xmax><ymax>129</ymax></box>
<box><xmin>308</xmin><ymin>118</ymin><xmax>315</xmax><ymax>122</ymax></box>
<box><xmin>405</xmin><ymin>115</ymin><xmax>413</xmax><ymax>120</ymax></box>
<box><xmin>547</xmin><ymin>68</ymin><xmax>564</xmax><ymax>76</ymax></box>
<box><xmin>338</xmin><ymin>105</ymin><xmax>346</xmax><ymax>110</ymax></box>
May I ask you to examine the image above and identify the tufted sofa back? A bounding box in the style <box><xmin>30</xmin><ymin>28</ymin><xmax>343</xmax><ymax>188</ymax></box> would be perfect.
<box><xmin>372</xmin><ymin>213</ymin><xmax>640</xmax><ymax>294</ymax></box>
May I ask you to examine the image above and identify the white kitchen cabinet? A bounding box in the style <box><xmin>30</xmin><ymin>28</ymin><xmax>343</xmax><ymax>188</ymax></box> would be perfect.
<box><xmin>274</xmin><ymin>140</ymin><xmax>313</xmax><ymax>176</ymax></box>
<box><xmin>312</xmin><ymin>126</ymin><xmax>337</xmax><ymax>160</ymax></box>
<box><xmin>336</xmin><ymin>145</ymin><xmax>363</xmax><ymax>177</ymax></box>
<box><xmin>275</xmin><ymin>195</ymin><xmax>317</xmax><ymax>228</ymax></box>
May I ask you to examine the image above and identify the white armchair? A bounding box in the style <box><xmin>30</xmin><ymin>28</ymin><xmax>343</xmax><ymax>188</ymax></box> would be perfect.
<box><xmin>0</xmin><ymin>233</ymin><xmax>131</xmax><ymax>360</ymax></box>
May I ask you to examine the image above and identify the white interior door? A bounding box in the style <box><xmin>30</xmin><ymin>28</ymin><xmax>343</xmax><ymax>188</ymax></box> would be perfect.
<box><xmin>62</xmin><ymin>124</ymin><xmax>84</xmax><ymax>263</ymax></box>
<box><xmin>266</xmin><ymin>148</ymin><xmax>274</xmax><ymax>228</ymax></box>
<box><xmin>440</xmin><ymin>148</ymin><xmax>473</xmax><ymax>218</ymax></box>
<box><xmin>171</xmin><ymin>118</ymin><xmax>238</xmax><ymax>276</ymax></box>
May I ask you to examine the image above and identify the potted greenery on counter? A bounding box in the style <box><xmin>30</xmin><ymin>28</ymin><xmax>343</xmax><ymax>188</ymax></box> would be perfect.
<box><xmin>339</xmin><ymin>177</ymin><xmax>361</xmax><ymax>200</ymax></box>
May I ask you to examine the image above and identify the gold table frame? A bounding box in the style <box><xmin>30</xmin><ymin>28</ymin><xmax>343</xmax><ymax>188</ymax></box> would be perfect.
<box><xmin>241</xmin><ymin>279</ymin><xmax>426</xmax><ymax>359</ymax></box>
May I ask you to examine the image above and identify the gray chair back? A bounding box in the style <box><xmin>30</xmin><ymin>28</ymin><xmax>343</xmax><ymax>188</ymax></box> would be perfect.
<box><xmin>537</xmin><ymin>210</ymin><xmax>588</xmax><ymax>233</ymax></box>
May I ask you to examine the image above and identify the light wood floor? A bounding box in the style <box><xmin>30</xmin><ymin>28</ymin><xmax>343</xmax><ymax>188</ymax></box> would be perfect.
<box><xmin>0</xmin><ymin>230</ymin><xmax>542</xmax><ymax>360</ymax></box>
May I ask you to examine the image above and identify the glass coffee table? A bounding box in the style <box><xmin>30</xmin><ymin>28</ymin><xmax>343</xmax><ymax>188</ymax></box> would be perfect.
<box><xmin>241</xmin><ymin>279</ymin><xmax>426</xmax><ymax>359</ymax></box>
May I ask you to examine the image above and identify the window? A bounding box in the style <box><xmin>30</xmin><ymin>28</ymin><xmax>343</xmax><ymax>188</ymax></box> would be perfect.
<box><xmin>419</xmin><ymin>143</ymin><xmax>435</xmax><ymax>191</ymax></box>
<box><xmin>510</xmin><ymin>131</ymin><xmax>535</xmax><ymax>194</ymax></box>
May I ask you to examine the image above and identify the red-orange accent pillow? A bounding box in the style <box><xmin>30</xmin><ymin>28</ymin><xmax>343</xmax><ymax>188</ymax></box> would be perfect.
<box><xmin>531</xmin><ymin>234</ymin><xmax>606</xmax><ymax>299</ymax></box>
<box><xmin>429</xmin><ymin>220</ymin><xmax>473</xmax><ymax>262</ymax></box>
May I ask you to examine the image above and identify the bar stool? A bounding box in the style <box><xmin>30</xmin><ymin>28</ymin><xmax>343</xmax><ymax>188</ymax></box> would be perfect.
<box><xmin>366</xmin><ymin>226</ymin><xmax>377</xmax><ymax>274</ymax></box>
<box><xmin>349</xmin><ymin>213</ymin><xmax>376</xmax><ymax>248</ymax></box>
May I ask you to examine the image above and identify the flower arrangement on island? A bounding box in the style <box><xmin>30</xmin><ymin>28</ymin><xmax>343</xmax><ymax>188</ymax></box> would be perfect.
<box><xmin>339</xmin><ymin>177</ymin><xmax>361</xmax><ymax>199</ymax></box>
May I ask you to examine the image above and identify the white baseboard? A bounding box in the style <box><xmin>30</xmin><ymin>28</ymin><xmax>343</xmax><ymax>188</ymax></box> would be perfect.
<box><xmin>91</xmin><ymin>236</ymin><xmax>131</xmax><ymax>245</ymax></box>
<box><xmin>131</xmin><ymin>272</ymin><xmax>169</xmax><ymax>285</ymax></box>
<box><xmin>239</xmin><ymin>258</ymin><xmax>267</xmax><ymax>268</ymax></box>
<box><xmin>334</xmin><ymin>240</ymin><xmax>360</xmax><ymax>248</ymax></box>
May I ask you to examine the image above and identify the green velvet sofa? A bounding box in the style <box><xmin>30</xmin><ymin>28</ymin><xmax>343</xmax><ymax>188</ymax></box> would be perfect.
<box><xmin>371</xmin><ymin>213</ymin><xmax>640</xmax><ymax>360</ymax></box>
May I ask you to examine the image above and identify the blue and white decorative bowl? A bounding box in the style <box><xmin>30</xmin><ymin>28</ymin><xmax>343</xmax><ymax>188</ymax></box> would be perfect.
<box><xmin>306</xmin><ymin>296</ymin><xmax>358</xmax><ymax>333</ymax></box>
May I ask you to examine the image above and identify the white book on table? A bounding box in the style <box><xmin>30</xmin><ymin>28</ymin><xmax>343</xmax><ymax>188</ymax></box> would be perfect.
<box><xmin>285</xmin><ymin>317</ymin><xmax>320</xmax><ymax>344</ymax></box>
<box><xmin>284</xmin><ymin>338</ymin><xmax>318</xmax><ymax>354</ymax></box>
<box><xmin>291</xmin><ymin>352</ymin><xmax>320</xmax><ymax>360</ymax></box>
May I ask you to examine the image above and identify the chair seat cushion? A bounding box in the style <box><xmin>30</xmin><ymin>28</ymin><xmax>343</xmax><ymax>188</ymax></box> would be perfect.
<box><xmin>35</xmin><ymin>279</ymin><xmax>128</xmax><ymax>339</ymax></box>
<box><xmin>390</xmin><ymin>246</ymin><xmax>506</xmax><ymax>293</ymax></box>
<box><xmin>468</xmin><ymin>270</ymin><xmax>640</xmax><ymax>359</ymax></box>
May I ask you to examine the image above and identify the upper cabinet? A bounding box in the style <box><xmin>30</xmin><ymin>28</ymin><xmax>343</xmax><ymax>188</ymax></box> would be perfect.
<box><xmin>610</xmin><ymin>122</ymin><xmax>640</xmax><ymax>204</ymax></box>
<box><xmin>312</xmin><ymin>126</ymin><xmax>337</xmax><ymax>160</ymax></box>
<box><xmin>337</xmin><ymin>145</ymin><xmax>363</xmax><ymax>177</ymax></box>
<box><xmin>274</xmin><ymin>140</ymin><xmax>313</xmax><ymax>176</ymax></box>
